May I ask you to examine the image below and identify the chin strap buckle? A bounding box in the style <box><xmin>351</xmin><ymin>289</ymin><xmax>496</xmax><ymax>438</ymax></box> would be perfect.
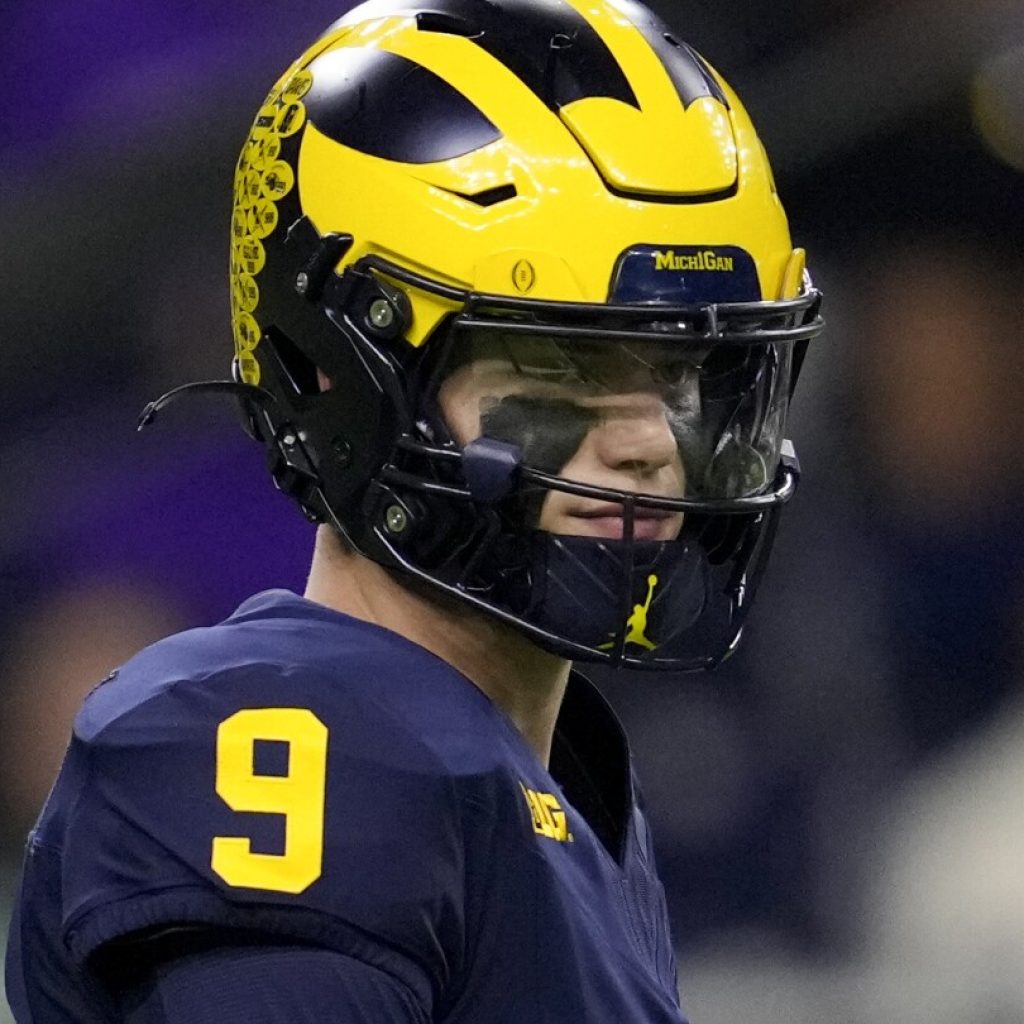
<box><xmin>268</xmin><ymin>424</ymin><xmax>322</xmax><ymax>513</ymax></box>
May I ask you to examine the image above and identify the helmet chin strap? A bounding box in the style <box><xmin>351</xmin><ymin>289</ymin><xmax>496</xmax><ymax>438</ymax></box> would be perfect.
<box><xmin>137</xmin><ymin>379</ymin><xmax>327</xmax><ymax>521</ymax></box>
<box><xmin>137</xmin><ymin>380</ymin><xmax>277</xmax><ymax>431</ymax></box>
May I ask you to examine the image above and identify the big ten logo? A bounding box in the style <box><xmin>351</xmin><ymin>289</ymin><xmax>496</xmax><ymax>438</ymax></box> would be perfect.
<box><xmin>520</xmin><ymin>783</ymin><xmax>572</xmax><ymax>843</ymax></box>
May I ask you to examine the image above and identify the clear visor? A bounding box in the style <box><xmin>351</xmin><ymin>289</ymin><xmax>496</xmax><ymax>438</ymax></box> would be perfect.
<box><xmin>434</xmin><ymin>328</ymin><xmax>793</xmax><ymax>504</ymax></box>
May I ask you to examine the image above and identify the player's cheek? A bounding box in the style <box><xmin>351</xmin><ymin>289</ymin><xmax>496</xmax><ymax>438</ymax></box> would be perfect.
<box><xmin>436</xmin><ymin>379</ymin><xmax>483</xmax><ymax>445</ymax></box>
<box><xmin>537</xmin><ymin>489</ymin><xmax>573</xmax><ymax>533</ymax></box>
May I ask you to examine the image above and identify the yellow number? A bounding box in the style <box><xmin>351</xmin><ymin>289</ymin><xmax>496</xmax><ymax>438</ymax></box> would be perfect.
<box><xmin>212</xmin><ymin>708</ymin><xmax>328</xmax><ymax>894</ymax></box>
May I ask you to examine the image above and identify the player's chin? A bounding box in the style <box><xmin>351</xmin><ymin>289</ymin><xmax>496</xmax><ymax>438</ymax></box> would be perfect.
<box><xmin>557</xmin><ymin>513</ymin><xmax>684</xmax><ymax>542</ymax></box>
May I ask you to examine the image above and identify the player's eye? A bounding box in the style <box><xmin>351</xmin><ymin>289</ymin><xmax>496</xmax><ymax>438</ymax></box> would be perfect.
<box><xmin>697</xmin><ymin>346</ymin><xmax>758</xmax><ymax>399</ymax></box>
<box><xmin>651</xmin><ymin>358</ymin><xmax>700</xmax><ymax>386</ymax></box>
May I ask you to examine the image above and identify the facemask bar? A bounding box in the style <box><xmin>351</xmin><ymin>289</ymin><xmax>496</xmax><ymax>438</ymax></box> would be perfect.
<box><xmin>454</xmin><ymin>293</ymin><xmax>822</xmax><ymax>346</ymax></box>
<box><xmin>351</xmin><ymin>253</ymin><xmax>823</xmax><ymax>347</ymax></box>
<box><xmin>349</xmin><ymin>251</ymin><xmax>819</xmax><ymax>508</ymax></box>
<box><xmin>343</xmin><ymin>481</ymin><xmax>788</xmax><ymax>670</ymax></box>
<box><xmin>330</xmin><ymin>253</ymin><xmax>819</xmax><ymax>669</ymax></box>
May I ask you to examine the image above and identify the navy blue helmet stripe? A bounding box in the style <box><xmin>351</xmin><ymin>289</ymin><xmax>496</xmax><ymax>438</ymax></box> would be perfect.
<box><xmin>681</xmin><ymin>43</ymin><xmax>730</xmax><ymax>108</ymax></box>
<box><xmin>606</xmin><ymin>0</ymin><xmax>729</xmax><ymax>110</ymax></box>
<box><xmin>305</xmin><ymin>0</ymin><xmax>729</xmax><ymax>167</ymax></box>
<box><xmin>399</xmin><ymin>0</ymin><xmax>639</xmax><ymax>110</ymax></box>
<box><xmin>304</xmin><ymin>47</ymin><xmax>502</xmax><ymax>164</ymax></box>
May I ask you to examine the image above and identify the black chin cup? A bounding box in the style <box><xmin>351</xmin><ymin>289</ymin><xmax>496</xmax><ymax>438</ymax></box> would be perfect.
<box><xmin>512</xmin><ymin>533</ymin><xmax>712</xmax><ymax>663</ymax></box>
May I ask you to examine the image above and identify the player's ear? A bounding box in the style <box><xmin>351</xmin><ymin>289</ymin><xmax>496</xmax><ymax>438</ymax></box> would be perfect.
<box><xmin>317</xmin><ymin>369</ymin><xmax>333</xmax><ymax>393</ymax></box>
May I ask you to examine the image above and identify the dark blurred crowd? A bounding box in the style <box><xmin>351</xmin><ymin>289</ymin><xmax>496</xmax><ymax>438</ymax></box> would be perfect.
<box><xmin>2</xmin><ymin>2</ymin><xmax>1023</xmax><ymax>1021</ymax></box>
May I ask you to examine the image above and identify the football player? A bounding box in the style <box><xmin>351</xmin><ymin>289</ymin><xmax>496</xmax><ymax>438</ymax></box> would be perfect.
<box><xmin>5</xmin><ymin>0</ymin><xmax>822</xmax><ymax>1021</ymax></box>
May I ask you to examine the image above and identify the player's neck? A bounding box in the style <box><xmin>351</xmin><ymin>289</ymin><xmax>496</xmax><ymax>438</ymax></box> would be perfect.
<box><xmin>304</xmin><ymin>527</ymin><xmax>571</xmax><ymax>768</ymax></box>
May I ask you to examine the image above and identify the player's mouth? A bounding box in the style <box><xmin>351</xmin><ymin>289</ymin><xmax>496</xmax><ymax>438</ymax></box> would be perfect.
<box><xmin>568</xmin><ymin>504</ymin><xmax>681</xmax><ymax>541</ymax></box>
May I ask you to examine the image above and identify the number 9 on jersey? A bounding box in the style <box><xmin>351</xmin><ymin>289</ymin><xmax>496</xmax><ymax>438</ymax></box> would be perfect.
<box><xmin>212</xmin><ymin>707</ymin><xmax>328</xmax><ymax>894</ymax></box>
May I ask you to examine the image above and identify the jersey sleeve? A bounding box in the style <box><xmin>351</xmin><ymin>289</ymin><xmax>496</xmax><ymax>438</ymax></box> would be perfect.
<box><xmin>119</xmin><ymin>945</ymin><xmax>429</xmax><ymax>1024</ymax></box>
<box><xmin>59</xmin><ymin>659</ymin><xmax>466</xmax><ymax>1013</ymax></box>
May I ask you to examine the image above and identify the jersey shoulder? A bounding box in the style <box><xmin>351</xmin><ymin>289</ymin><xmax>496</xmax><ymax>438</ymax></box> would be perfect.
<box><xmin>57</xmin><ymin>591</ymin><xmax>507</xmax><ymax>1005</ymax></box>
<box><xmin>74</xmin><ymin>588</ymin><xmax>506</xmax><ymax>770</ymax></box>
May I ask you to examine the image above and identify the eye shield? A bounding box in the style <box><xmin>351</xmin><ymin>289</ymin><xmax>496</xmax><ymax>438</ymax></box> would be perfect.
<box><xmin>433</xmin><ymin>329</ymin><xmax>793</xmax><ymax>506</ymax></box>
<box><xmin>364</xmin><ymin>253</ymin><xmax>822</xmax><ymax>518</ymax></box>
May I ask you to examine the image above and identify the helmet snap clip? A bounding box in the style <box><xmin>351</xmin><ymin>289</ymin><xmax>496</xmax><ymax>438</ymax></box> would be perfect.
<box><xmin>285</xmin><ymin>218</ymin><xmax>354</xmax><ymax>303</ymax></box>
<box><xmin>462</xmin><ymin>437</ymin><xmax>523</xmax><ymax>503</ymax></box>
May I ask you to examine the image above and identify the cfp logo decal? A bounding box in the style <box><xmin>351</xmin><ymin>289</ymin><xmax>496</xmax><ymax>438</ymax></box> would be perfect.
<box><xmin>600</xmin><ymin>574</ymin><xmax>659</xmax><ymax>652</ymax></box>
<box><xmin>520</xmin><ymin>784</ymin><xmax>572</xmax><ymax>843</ymax></box>
<box><xmin>512</xmin><ymin>259</ymin><xmax>536</xmax><ymax>294</ymax></box>
<box><xmin>654</xmin><ymin>249</ymin><xmax>734</xmax><ymax>272</ymax></box>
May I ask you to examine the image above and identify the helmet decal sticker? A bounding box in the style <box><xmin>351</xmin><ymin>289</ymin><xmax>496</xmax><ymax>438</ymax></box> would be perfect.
<box><xmin>232</xmin><ymin>274</ymin><xmax>260</xmax><ymax>314</ymax></box>
<box><xmin>247</xmin><ymin>133</ymin><xmax>281</xmax><ymax>172</ymax></box>
<box><xmin>281</xmin><ymin>68</ymin><xmax>314</xmax><ymax>104</ymax></box>
<box><xmin>236</xmin><ymin>237</ymin><xmax>266</xmax><ymax>278</ymax></box>
<box><xmin>247</xmin><ymin>199</ymin><xmax>279</xmax><ymax>241</ymax></box>
<box><xmin>512</xmin><ymin>260</ymin><xmax>537</xmax><ymax>294</ymax></box>
<box><xmin>274</xmin><ymin>102</ymin><xmax>307</xmax><ymax>139</ymax></box>
<box><xmin>624</xmin><ymin>574</ymin><xmax>659</xmax><ymax>651</ymax></box>
<box><xmin>261</xmin><ymin>161</ymin><xmax>295</xmax><ymax>202</ymax></box>
<box><xmin>600</xmin><ymin>574</ymin><xmax>660</xmax><ymax>652</ymax></box>
<box><xmin>242</xmin><ymin>169</ymin><xmax>263</xmax><ymax>206</ymax></box>
<box><xmin>231</xmin><ymin>67</ymin><xmax>312</xmax><ymax>384</ymax></box>
<box><xmin>653</xmin><ymin>250</ymin><xmax>735</xmax><ymax>272</ymax></box>
<box><xmin>610</xmin><ymin>245</ymin><xmax>762</xmax><ymax>304</ymax></box>
<box><xmin>234</xmin><ymin>313</ymin><xmax>261</xmax><ymax>356</ymax></box>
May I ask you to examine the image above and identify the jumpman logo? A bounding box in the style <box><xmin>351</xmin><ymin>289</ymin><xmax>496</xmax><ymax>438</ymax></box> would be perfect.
<box><xmin>599</xmin><ymin>574</ymin><xmax>659</xmax><ymax>651</ymax></box>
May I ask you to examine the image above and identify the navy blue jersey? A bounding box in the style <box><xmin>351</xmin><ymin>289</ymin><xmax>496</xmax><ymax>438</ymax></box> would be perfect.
<box><xmin>6</xmin><ymin>591</ymin><xmax>686</xmax><ymax>1022</ymax></box>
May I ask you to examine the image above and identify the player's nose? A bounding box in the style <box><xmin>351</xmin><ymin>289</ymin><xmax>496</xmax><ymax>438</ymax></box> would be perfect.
<box><xmin>587</xmin><ymin>394</ymin><xmax>679</xmax><ymax>478</ymax></box>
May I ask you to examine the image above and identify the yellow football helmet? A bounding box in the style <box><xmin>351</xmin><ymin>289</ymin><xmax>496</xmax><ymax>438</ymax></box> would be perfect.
<box><xmin>221</xmin><ymin>0</ymin><xmax>823</xmax><ymax>669</ymax></box>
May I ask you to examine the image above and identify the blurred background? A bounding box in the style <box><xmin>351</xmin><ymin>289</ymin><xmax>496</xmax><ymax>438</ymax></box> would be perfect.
<box><xmin>2</xmin><ymin>0</ymin><xmax>1023</xmax><ymax>1020</ymax></box>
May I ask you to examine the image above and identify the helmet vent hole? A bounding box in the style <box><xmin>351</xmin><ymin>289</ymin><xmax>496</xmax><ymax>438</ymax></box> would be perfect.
<box><xmin>416</xmin><ymin>11</ymin><xmax>481</xmax><ymax>37</ymax></box>
<box><xmin>663</xmin><ymin>32</ymin><xmax>681</xmax><ymax>48</ymax></box>
<box><xmin>441</xmin><ymin>183</ymin><xmax>518</xmax><ymax>207</ymax></box>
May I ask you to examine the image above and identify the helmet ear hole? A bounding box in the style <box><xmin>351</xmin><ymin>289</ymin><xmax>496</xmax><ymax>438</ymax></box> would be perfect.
<box><xmin>263</xmin><ymin>328</ymin><xmax>321</xmax><ymax>397</ymax></box>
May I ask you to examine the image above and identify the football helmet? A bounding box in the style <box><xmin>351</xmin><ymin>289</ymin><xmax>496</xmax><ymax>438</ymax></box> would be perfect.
<box><xmin>221</xmin><ymin>0</ymin><xmax>823</xmax><ymax>670</ymax></box>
